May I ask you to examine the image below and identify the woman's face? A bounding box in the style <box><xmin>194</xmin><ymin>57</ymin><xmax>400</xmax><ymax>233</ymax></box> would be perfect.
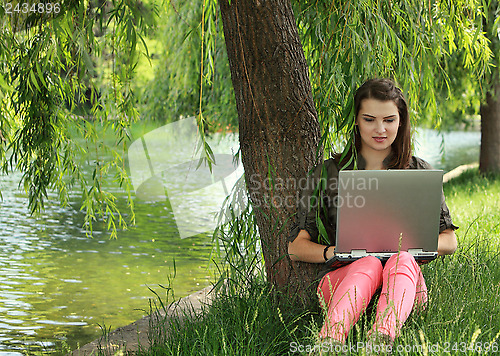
<box><xmin>356</xmin><ymin>98</ymin><xmax>400</xmax><ymax>155</ymax></box>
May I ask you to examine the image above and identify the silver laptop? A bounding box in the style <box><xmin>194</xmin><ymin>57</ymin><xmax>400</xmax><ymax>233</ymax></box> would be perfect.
<box><xmin>326</xmin><ymin>169</ymin><xmax>443</xmax><ymax>268</ymax></box>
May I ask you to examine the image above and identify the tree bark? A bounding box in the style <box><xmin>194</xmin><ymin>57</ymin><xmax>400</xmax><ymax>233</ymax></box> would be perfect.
<box><xmin>480</xmin><ymin>0</ymin><xmax>500</xmax><ymax>174</ymax></box>
<box><xmin>219</xmin><ymin>0</ymin><xmax>322</xmax><ymax>304</ymax></box>
<box><xmin>480</xmin><ymin>84</ymin><xmax>500</xmax><ymax>173</ymax></box>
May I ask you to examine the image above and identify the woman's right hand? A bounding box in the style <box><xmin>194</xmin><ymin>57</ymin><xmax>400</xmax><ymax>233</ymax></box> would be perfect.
<box><xmin>288</xmin><ymin>229</ymin><xmax>335</xmax><ymax>263</ymax></box>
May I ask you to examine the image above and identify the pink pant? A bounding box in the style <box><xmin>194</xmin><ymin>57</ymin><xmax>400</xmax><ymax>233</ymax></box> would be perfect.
<box><xmin>317</xmin><ymin>252</ymin><xmax>427</xmax><ymax>341</ymax></box>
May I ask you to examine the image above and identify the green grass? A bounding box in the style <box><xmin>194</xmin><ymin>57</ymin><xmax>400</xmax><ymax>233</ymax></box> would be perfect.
<box><xmin>136</xmin><ymin>281</ymin><xmax>312</xmax><ymax>356</ymax></box>
<box><xmin>132</xmin><ymin>168</ymin><xmax>500</xmax><ymax>356</ymax></box>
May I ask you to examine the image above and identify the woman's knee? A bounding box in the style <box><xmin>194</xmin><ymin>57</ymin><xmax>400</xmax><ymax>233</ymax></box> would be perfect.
<box><xmin>354</xmin><ymin>256</ymin><xmax>383</xmax><ymax>281</ymax></box>
<box><xmin>385</xmin><ymin>251</ymin><xmax>420</xmax><ymax>275</ymax></box>
<box><xmin>317</xmin><ymin>272</ymin><xmax>336</xmax><ymax>296</ymax></box>
<box><xmin>387</xmin><ymin>251</ymin><xmax>416</xmax><ymax>266</ymax></box>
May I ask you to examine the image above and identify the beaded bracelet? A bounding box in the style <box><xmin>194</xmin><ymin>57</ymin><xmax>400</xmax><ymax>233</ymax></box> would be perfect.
<box><xmin>323</xmin><ymin>245</ymin><xmax>331</xmax><ymax>261</ymax></box>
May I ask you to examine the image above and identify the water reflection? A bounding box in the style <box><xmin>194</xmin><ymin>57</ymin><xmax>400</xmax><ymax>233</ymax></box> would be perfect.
<box><xmin>414</xmin><ymin>128</ymin><xmax>481</xmax><ymax>171</ymax></box>
<box><xmin>0</xmin><ymin>169</ymin><xmax>214</xmax><ymax>354</ymax></box>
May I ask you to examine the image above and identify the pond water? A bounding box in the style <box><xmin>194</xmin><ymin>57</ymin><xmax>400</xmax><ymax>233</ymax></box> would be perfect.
<box><xmin>0</xmin><ymin>126</ymin><xmax>480</xmax><ymax>354</ymax></box>
<box><xmin>413</xmin><ymin>128</ymin><xmax>481</xmax><ymax>171</ymax></box>
<box><xmin>0</xmin><ymin>169</ymin><xmax>216</xmax><ymax>355</ymax></box>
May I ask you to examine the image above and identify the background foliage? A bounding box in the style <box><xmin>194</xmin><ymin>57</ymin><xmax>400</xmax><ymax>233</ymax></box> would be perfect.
<box><xmin>137</xmin><ymin>0</ymin><xmax>237</xmax><ymax>133</ymax></box>
<box><xmin>0</xmin><ymin>0</ymin><xmax>159</xmax><ymax>236</ymax></box>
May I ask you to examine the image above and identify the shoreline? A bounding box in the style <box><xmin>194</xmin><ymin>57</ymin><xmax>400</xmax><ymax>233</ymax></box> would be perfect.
<box><xmin>70</xmin><ymin>162</ymin><xmax>478</xmax><ymax>355</ymax></box>
<box><xmin>70</xmin><ymin>285</ymin><xmax>214</xmax><ymax>355</ymax></box>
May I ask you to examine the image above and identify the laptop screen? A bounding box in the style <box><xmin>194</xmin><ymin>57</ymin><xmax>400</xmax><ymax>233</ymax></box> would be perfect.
<box><xmin>335</xmin><ymin>170</ymin><xmax>443</xmax><ymax>254</ymax></box>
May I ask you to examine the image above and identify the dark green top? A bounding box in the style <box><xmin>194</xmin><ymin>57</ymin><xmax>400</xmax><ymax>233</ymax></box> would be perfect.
<box><xmin>288</xmin><ymin>154</ymin><xmax>459</xmax><ymax>245</ymax></box>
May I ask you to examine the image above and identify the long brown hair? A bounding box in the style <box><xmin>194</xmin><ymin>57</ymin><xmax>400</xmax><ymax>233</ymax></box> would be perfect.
<box><xmin>337</xmin><ymin>78</ymin><xmax>412</xmax><ymax>169</ymax></box>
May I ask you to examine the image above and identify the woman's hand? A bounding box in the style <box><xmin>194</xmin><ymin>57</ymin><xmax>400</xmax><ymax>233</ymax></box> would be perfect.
<box><xmin>437</xmin><ymin>228</ymin><xmax>458</xmax><ymax>256</ymax></box>
<box><xmin>289</xmin><ymin>228</ymin><xmax>457</xmax><ymax>262</ymax></box>
<box><xmin>288</xmin><ymin>229</ymin><xmax>335</xmax><ymax>263</ymax></box>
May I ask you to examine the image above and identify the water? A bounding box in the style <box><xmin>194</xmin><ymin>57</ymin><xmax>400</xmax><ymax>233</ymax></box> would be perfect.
<box><xmin>414</xmin><ymin>128</ymin><xmax>481</xmax><ymax>171</ymax></box>
<box><xmin>0</xmin><ymin>127</ymin><xmax>480</xmax><ymax>354</ymax></box>
<box><xmin>0</xmin><ymin>170</ymin><xmax>216</xmax><ymax>354</ymax></box>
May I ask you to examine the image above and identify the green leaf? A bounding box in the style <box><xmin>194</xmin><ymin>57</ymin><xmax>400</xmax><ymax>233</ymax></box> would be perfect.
<box><xmin>316</xmin><ymin>213</ymin><xmax>329</xmax><ymax>245</ymax></box>
<box><xmin>0</xmin><ymin>73</ymin><xmax>13</xmax><ymax>95</ymax></box>
<box><xmin>29</xmin><ymin>70</ymin><xmax>41</xmax><ymax>92</ymax></box>
<box><xmin>35</xmin><ymin>62</ymin><xmax>47</xmax><ymax>87</ymax></box>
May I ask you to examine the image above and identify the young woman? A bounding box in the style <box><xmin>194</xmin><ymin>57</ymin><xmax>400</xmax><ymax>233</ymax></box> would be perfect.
<box><xmin>287</xmin><ymin>79</ymin><xmax>458</xmax><ymax>350</ymax></box>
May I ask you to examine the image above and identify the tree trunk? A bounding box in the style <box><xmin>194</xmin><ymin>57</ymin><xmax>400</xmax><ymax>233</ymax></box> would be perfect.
<box><xmin>480</xmin><ymin>0</ymin><xmax>500</xmax><ymax>174</ymax></box>
<box><xmin>480</xmin><ymin>83</ymin><xmax>500</xmax><ymax>173</ymax></box>
<box><xmin>219</xmin><ymin>0</ymin><xmax>322</xmax><ymax>304</ymax></box>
